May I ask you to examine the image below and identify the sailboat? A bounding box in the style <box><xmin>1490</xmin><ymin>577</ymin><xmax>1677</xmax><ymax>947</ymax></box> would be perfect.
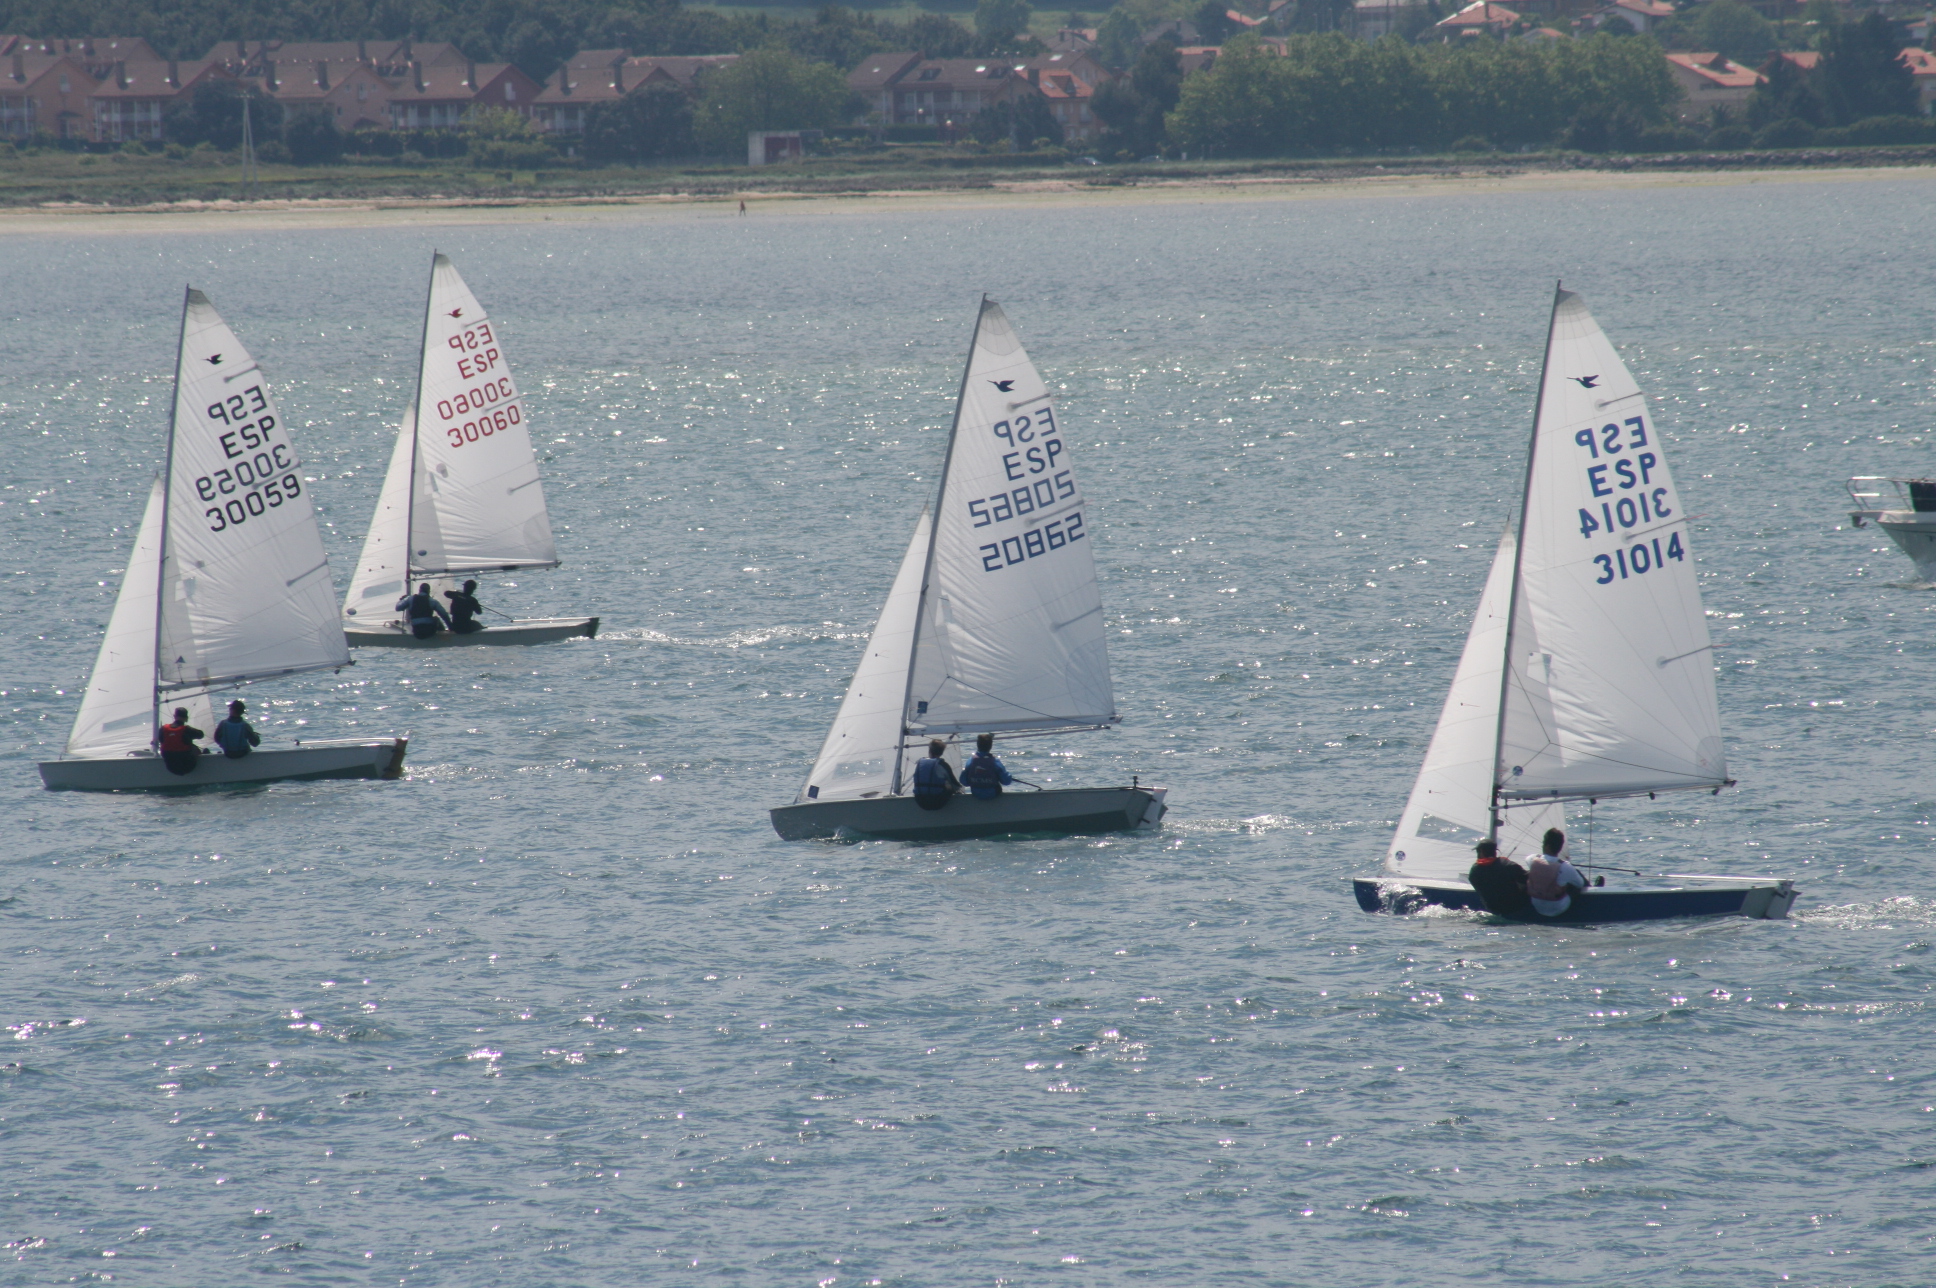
<box><xmin>38</xmin><ymin>289</ymin><xmax>407</xmax><ymax>792</ymax></box>
<box><xmin>340</xmin><ymin>253</ymin><xmax>598</xmax><ymax>647</ymax></box>
<box><xmin>1354</xmin><ymin>286</ymin><xmax>1796</xmax><ymax>922</ymax></box>
<box><xmin>770</xmin><ymin>298</ymin><xmax>1166</xmax><ymax>842</ymax></box>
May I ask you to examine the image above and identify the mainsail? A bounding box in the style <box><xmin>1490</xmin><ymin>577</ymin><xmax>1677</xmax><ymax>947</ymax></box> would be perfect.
<box><xmin>1496</xmin><ymin>289</ymin><xmax>1727</xmax><ymax>805</ymax></box>
<box><xmin>1386</xmin><ymin>528</ymin><xmax>1561</xmax><ymax>881</ymax></box>
<box><xmin>158</xmin><ymin>290</ymin><xmax>348</xmax><ymax>696</ymax></box>
<box><xmin>903</xmin><ymin>298</ymin><xmax>1117</xmax><ymax>740</ymax></box>
<box><xmin>407</xmin><ymin>253</ymin><xmax>556</xmax><ymax>577</ymax></box>
<box><xmin>801</xmin><ymin>509</ymin><xmax>932</xmax><ymax>803</ymax></box>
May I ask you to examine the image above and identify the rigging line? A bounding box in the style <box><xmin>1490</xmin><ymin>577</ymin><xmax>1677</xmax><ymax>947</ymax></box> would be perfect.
<box><xmin>1006</xmin><ymin>391</ymin><xmax>1051</xmax><ymax>410</ymax></box>
<box><xmin>1490</xmin><ymin>282</ymin><xmax>1564</xmax><ymax>847</ymax></box>
<box><xmin>1591</xmin><ymin>390</ymin><xmax>1643</xmax><ymax>410</ymax></box>
<box><xmin>897</xmin><ymin>296</ymin><xmax>989</xmax><ymax>795</ymax></box>
<box><xmin>220</xmin><ymin>363</ymin><xmax>263</xmax><ymax>385</ymax></box>
<box><xmin>152</xmin><ymin>291</ymin><xmax>194</xmax><ymax>754</ymax></box>
<box><xmin>1656</xmin><ymin>644</ymin><xmax>1714</xmax><ymax>668</ymax></box>
<box><xmin>404</xmin><ymin>254</ymin><xmax>438</xmax><ymax>592</ymax></box>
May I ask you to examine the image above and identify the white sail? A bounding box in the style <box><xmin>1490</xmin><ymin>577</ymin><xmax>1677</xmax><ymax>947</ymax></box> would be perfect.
<box><xmin>157</xmin><ymin>289</ymin><xmax>349</xmax><ymax>696</ymax></box>
<box><xmin>66</xmin><ymin>479</ymin><xmax>165</xmax><ymax>757</ymax></box>
<box><xmin>904</xmin><ymin>299</ymin><xmax>1117</xmax><ymax>736</ymax></box>
<box><xmin>408</xmin><ymin>253</ymin><xmax>556</xmax><ymax>576</ymax></box>
<box><xmin>1497</xmin><ymin>289</ymin><xmax>1726</xmax><ymax>804</ymax></box>
<box><xmin>340</xmin><ymin>408</ymin><xmax>416</xmax><ymax>621</ymax></box>
<box><xmin>1386</xmin><ymin>528</ymin><xmax>1562</xmax><ymax>881</ymax></box>
<box><xmin>801</xmin><ymin>509</ymin><xmax>933</xmax><ymax>803</ymax></box>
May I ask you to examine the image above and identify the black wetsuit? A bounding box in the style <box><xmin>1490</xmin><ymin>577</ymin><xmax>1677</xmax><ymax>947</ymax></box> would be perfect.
<box><xmin>1468</xmin><ymin>858</ymin><xmax>1533</xmax><ymax>918</ymax></box>
<box><xmin>446</xmin><ymin>589</ymin><xmax>485</xmax><ymax>634</ymax></box>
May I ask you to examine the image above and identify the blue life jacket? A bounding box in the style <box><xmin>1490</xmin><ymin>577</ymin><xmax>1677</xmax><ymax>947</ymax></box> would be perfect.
<box><xmin>213</xmin><ymin>718</ymin><xmax>256</xmax><ymax>758</ymax></box>
<box><xmin>961</xmin><ymin>753</ymin><xmax>1009</xmax><ymax>798</ymax></box>
<box><xmin>912</xmin><ymin>756</ymin><xmax>954</xmax><ymax>795</ymax></box>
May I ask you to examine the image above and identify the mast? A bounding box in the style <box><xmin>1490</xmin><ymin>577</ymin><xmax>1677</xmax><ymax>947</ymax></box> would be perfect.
<box><xmin>892</xmin><ymin>295</ymin><xmax>987</xmax><ymax>796</ymax></box>
<box><xmin>151</xmin><ymin>286</ymin><xmax>192</xmax><ymax>752</ymax></box>
<box><xmin>404</xmin><ymin>251</ymin><xmax>437</xmax><ymax>582</ymax></box>
<box><xmin>1488</xmin><ymin>281</ymin><xmax>1564</xmax><ymax>847</ymax></box>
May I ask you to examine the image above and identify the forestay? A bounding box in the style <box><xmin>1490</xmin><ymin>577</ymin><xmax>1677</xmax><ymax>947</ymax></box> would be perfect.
<box><xmin>1497</xmin><ymin>289</ymin><xmax>1726</xmax><ymax>804</ymax></box>
<box><xmin>801</xmin><ymin>509</ymin><xmax>932</xmax><ymax>803</ymax></box>
<box><xmin>157</xmin><ymin>290</ymin><xmax>348</xmax><ymax>696</ymax></box>
<box><xmin>340</xmin><ymin>407</ymin><xmax>416</xmax><ymax>619</ymax></box>
<box><xmin>408</xmin><ymin>254</ymin><xmax>556</xmax><ymax>577</ymax></box>
<box><xmin>1386</xmin><ymin>528</ymin><xmax>1561</xmax><ymax>882</ymax></box>
<box><xmin>904</xmin><ymin>299</ymin><xmax>1117</xmax><ymax>737</ymax></box>
<box><xmin>66</xmin><ymin>479</ymin><xmax>166</xmax><ymax>757</ymax></box>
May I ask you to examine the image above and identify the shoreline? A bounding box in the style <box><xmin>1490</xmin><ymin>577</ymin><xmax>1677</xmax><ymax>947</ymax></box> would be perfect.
<box><xmin>3</xmin><ymin>158</ymin><xmax>1933</xmax><ymax>232</ymax></box>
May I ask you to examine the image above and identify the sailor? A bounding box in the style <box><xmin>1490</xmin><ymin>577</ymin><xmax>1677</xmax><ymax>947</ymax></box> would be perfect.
<box><xmin>1467</xmin><ymin>839</ymin><xmax>1532</xmax><ymax>918</ymax></box>
<box><xmin>911</xmin><ymin>738</ymin><xmax>960</xmax><ymax>810</ymax></box>
<box><xmin>157</xmin><ymin>707</ymin><xmax>204</xmax><ymax>776</ymax></box>
<box><xmin>960</xmin><ymin>733</ymin><xmax>1014</xmax><ymax>800</ymax></box>
<box><xmin>1526</xmin><ymin>828</ymin><xmax>1589</xmax><ymax>917</ymax></box>
<box><xmin>212</xmin><ymin>699</ymin><xmax>261</xmax><ymax>759</ymax></box>
<box><xmin>395</xmin><ymin>583</ymin><xmax>452</xmax><ymax>640</ymax></box>
<box><xmin>444</xmin><ymin>580</ymin><xmax>486</xmax><ymax>634</ymax></box>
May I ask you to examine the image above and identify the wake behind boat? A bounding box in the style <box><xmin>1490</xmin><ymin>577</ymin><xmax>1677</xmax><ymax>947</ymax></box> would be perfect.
<box><xmin>770</xmin><ymin>298</ymin><xmax>1165</xmax><ymax>842</ymax></box>
<box><xmin>340</xmin><ymin>253</ymin><xmax>597</xmax><ymax>647</ymax></box>
<box><xmin>1356</xmin><ymin>286</ymin><xmax>1794</xmax><ymax>923</ymax></box>
<box><xmin>38</xmin><ymin>289</ymin><xmax>406</xmax><ymax>792</ymax></box>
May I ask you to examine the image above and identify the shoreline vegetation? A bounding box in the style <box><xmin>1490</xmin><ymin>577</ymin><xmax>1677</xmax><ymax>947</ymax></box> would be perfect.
<box><xmin>4</xmin><ymin>143</ymin><xmax>1936</xmax><ymax>218</ymax></box>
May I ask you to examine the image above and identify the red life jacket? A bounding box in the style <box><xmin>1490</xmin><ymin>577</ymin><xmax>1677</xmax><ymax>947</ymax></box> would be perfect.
<box><xmin>158</xmin><ymin>722</ymin><xmax>194</xmax><ymax>753</ymax></box>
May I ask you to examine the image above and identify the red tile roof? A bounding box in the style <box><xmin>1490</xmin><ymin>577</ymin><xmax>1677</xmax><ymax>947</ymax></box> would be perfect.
<box><xmin>1666</xmin><ymin>51</ymin><xmax>1762</xmax><ymax>89</ymax></box>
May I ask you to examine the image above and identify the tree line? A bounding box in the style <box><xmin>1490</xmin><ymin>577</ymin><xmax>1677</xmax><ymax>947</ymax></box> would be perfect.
<box><xmin>0</xmin><ymin>0</ymin><xmax>1031</xmax><ymax>82</ymax></box>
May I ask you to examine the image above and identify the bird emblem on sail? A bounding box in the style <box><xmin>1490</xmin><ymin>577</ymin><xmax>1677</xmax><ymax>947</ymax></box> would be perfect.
<box><xmin>1570</xmin><ymin>375</ymin><xmax>1598</xmax><ymax>388</ymax></box>
<box><xmin>448</xmin><ymin>308</ymin><xmax>463</xmax><ymax>318</ymax></box>
<box><xmin>205</xmin><ymin>354</ymin><xmax>223</xmax><ymax>365</ymax></box>
<box><xmin>991</xmin><ymin>379</ymin><xmax>1014</xmax><ymax>392</ymax></box>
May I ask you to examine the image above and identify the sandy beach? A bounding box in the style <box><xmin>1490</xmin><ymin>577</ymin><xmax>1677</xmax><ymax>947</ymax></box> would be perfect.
<box><xmin>1</xmin><ymin>161</ymin><xmax>1930</xmax><ymax>235</ymax></box>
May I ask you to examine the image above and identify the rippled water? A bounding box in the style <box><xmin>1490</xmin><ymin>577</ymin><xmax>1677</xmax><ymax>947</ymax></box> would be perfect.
<box><xmin>4</xmin><ymin>174</ymin><xmax>1934</xmax><ymax>1285</ymax></box>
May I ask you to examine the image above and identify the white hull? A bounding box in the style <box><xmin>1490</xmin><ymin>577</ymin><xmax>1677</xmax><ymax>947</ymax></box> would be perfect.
<box><xmin>1872</xmin><ymin>514</ymin><xmax>1936</xmax><ymax>578</ymax></box>
<box><xmin>39</xmin><ymin>738</ymin><xmax>407</xmax><ymax>791</ymax></box>
<box><xmin>344</xmin><ymin>617</ymin><xmax>598</xmax><ymax>648</ymax></box>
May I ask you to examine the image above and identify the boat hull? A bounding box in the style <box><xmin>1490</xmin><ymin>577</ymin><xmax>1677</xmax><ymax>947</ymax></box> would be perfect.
<box><xmin>1351</xmin><ymin>876</ymin><xmax>1798</xmax><ymax>923</ymax></box>
<box><xmin>38</xmin><ymin>739</ymin><xmax>408</xmax><ymax>792</ymax></box>
<box><xmin>771</xmin><ymin>786</ymin><xmax>1166</xmax><ymax>842</ymax></box>
<box><xmin>1872</xmin><ymin>514</ymin><xmax>1936</xmax><ymax>579</ymax></box>
<box><xmin>343</xmin><ymin>617</ymin><xmax>598</xmax><ymax>648</ymax></box>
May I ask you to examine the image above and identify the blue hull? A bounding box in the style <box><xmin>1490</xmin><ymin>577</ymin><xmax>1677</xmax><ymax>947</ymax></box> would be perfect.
<box><xmin>1352</xmin><ymin>877</ymin><xmax>1797</xmax><ymax>923</ymax></box>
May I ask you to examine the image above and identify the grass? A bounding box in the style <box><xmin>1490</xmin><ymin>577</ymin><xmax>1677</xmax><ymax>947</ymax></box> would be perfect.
<box><xmin>5</xmin><ymin>140</ymin><xmax>1936</xmax><ymax>210</ymax></box>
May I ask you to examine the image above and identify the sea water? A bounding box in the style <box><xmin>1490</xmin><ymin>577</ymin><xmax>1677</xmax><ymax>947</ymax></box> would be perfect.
<box><xmin>2</xmin><ymin>174</ymin><xmax>1932</xmax><ymax>1285</ymax></box>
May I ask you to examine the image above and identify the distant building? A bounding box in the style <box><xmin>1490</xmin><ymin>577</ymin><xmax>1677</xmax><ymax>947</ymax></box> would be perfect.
<box><xmin>848</xmin><ymin>55</ymin><xmax>1029</xmax><ymax>128</ymax></box>
<box><xmin>1664</xmin><ymin>52</ymin><xmax>1762</xmax><ymax>123</ymax></box>
<box><xmin>1431</xmin><ymin>2</ymin><xmax>1524</xmax><ymax>39</ymax></box>
<box><xmin>386</xmin><ymin>61</ymin><xmax>541</xmax><ymax>130</ymax></box>
<box><xmin>90</xmin><ymin>58</ymin><xmax>230</xmax><ymax>142</ymax></box>
<box><xmin>1586</xmin><ymin>0</ymin><xmax>1674</xmax><ymax>33</ymax></box>
<box><xmin>262</xmin><ymin>58</ymin><xmax>393</xmax><ymax>131</ymax></box>
<box><xmin>532</xmin><ymin>55</ymin><xmax>736</xmax><ymax>135</ymax></box>
<box><xmin>1021</xmin><ymin>63</ymin><xmax>1099</xmax><ymax>142</ymax></box>
<box><xmin>1900</xmin><ymin>46</ymin><xmax>1936</xmax><ymax>114</ymax></box>
<box><xmin>748</xmin><ymin>129</ymin><xmax>804</xmax><ymax>165</ymax></box>
<box><xmin>1175</xmin><ymin>45</ymin><xmax>1223</xmax><ymax>75</ymax></box>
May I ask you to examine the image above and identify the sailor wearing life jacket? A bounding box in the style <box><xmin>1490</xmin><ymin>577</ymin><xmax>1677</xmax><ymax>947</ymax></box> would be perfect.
<box><xmin>157</xmin><ymin>707</ymin><xmax>205</xmax><ymax>776</ymax></box>
<box><xmin>1526</xmin><ymin>828</ymin><xmax>1589</xmax><ymax>917</ymax></box>
<box><xmin>911</xmin><ymin>739</ymin><xmax>960</xmax><ymax>811</ymax></box>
